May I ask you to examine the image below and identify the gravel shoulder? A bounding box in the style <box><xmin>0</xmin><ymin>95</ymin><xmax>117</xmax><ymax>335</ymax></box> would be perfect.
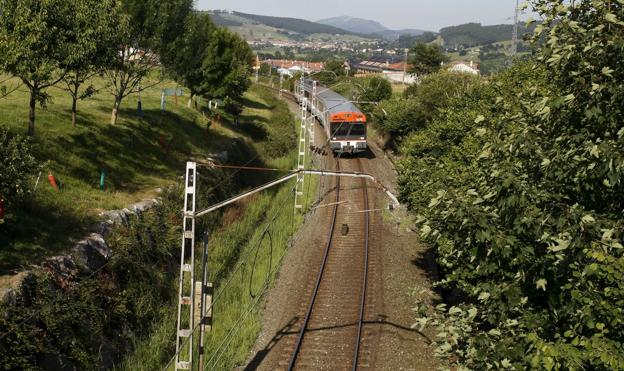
<box><xmin>240</xmin><ymin>98</ymin><xmax>439</xmax><ymax>371</ymax></box>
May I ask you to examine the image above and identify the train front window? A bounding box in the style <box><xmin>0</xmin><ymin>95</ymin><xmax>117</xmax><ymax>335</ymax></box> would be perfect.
<box><xmin>331</xmin><ymin>122</ymin><xmax>366</xmax><ymax>138</ymax></box>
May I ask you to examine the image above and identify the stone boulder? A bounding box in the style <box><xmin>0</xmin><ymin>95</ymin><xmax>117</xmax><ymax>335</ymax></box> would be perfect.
<box><xmin>72</xmin><ymin>233</ymin><xmax>111</xmax><ymax>274</ymax></box>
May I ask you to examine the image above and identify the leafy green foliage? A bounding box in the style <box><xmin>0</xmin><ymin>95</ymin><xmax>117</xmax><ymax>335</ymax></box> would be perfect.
<box><xmin>358</xmin><ymin>75</ymin><xmax>392</xmax><ymax>104</ymax></box>
<box><xmin>0</xmin><ymin>128</ymin><xmax>41</xmax><ymax>212</ymax></box>
<box><xmin>200</xmin><ymin>27</ymin><xmax>253</xmax><ymax>100</ymax></box>
<box><xmin>0</xmin><ymin>0</ymin><xmax>107</xmax><ymax>135</ymax></box>
<box><xmin>107</xmin><ymin>0</ymin><xmax>194</xmax><ymax>124</ymax></box>
<box><xmin>60</xmin><ymin>0</ymin><xmax>120</xmax><ymax>127</ymax></box>
<box><xmin>0</xmin><ymin>194</ymin><xmax>181</xmax><ymax>369</ymax></box>
<box><xmin>408</xmin><ymin>42</ymin><xmax>449</xmax><ymax>75</ymax></box>
<box><xmin>400</xmin><ymin>1</ymin><xmax>624</xmax><ymax>368</ymax></box>
<box><xmin>373</xmin><ymin>98</ymin><xmax>424</xmax><ymax>137</ymax></box>
<box><xmin>374</xmin><ymin>71</ymin><xmax>478</xmax><ymax>140</ymax></box>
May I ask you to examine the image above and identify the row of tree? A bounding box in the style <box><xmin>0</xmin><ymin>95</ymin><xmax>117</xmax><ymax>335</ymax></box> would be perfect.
<box><xmin>0</xmin><ymin>0</ymin><xmax>252</xmax><ymax>136</ymax></box>
<box><xmin>392</xmin><ymin>0</ymin><xmax>624</xmax><ymax>368</ymax></box>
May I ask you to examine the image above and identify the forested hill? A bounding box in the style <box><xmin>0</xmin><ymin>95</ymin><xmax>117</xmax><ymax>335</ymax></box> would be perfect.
<box><xmin>439</xmin><ymin>22</ymin><xmax>536</xmax><ymax>47</ymax></box>
<box><xmin>233</xmin><ymin>11</ymin><xmax>356</xmax><ymax>35</ymax></box>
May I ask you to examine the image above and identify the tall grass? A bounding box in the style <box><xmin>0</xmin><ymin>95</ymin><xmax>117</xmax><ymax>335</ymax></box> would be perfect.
<box><xmin>116</xmin><ymin>84</ymin><xmax>322</xmax><ymax>371</ymax></box>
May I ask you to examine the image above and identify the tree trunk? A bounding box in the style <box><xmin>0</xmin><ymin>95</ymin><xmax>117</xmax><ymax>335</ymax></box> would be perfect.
<box><xmin>111</xmin><ymin>95</ymin><xmax>122</xmax><ymax>125</ymax></box>
<box><xmin>28</xmin><ymin>89</ymin><xmax>37</xmax><ymax>136</ymax></box>
<box><xmin>71</xmin><ymin>97</ymin><xmax>78</xmax><ymax>127</ymax></box>
<box><xmin>187</xmin><ymin>93</ymin><xmax>193</xmax><ymax>108</ymax></box>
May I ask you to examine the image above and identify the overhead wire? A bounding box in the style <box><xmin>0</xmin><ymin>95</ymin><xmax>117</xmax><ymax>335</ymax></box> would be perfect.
<box><xmin>204</xmin><ymin>241</ymin><xmax>291</xmax><ymax>371</ymax></box>
<box><xmin>162</xmin><ymin>187</ymin><xmax>295</xmax><ymax>370</ymax></box>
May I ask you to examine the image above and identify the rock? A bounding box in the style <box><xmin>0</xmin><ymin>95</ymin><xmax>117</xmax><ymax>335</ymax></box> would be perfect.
<box><xmin>99</xmin><ymin>209</ymin><xmax>129</xmax><ymax>227</ymax></box>
<box><xmin>94</xmin><ymin>220</ymin><xmax>114</xmax><ymax>238</ymax></box>
<box><xmin>130</xmin><ymin>199</ymin><xmax>159</xmax><ymax>214</ymax></box>
<box><xmin>43</xmin><ymin>255</ymin><xmax>79</xmax><ymax>290</ymax></box>
<box><xmin>0</xmin><ymin>271</ymin><xmax>34</xmax><ymax>306</ymax></box>
<box><xmin>72</xmin><ymin>233</ymin><xmax>111</xmax><ymax>273</ymax></box>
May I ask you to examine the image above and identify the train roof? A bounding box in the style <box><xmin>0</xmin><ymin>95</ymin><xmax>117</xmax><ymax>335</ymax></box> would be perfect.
<box><xmin>303</xmin><ymin>79</ymin><xmax>363</xmax><ymax>116</ymax></box>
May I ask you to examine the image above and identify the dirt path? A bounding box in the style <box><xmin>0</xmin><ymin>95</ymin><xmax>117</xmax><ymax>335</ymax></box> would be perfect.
<box><xmin>240</xmin><ymin>94</ymin><xmax>438</xmax><ymax>371</ymax></box>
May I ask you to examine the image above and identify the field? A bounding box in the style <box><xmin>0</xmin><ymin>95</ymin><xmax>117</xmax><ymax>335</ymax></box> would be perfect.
<box><xmin>115</xmin><ymin>84</ymin><xmax>319</xmax><ymax>370</ymax></box>
<box><xmin>0</xmin><ymin>74</ymin><xmax>273</xmax><ymax>279</ymax></box>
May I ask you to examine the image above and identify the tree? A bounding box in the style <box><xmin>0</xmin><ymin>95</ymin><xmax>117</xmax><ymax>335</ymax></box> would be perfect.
<box><xmin>358</xmin><ymin>76</ymin><xmax>392</xmax><ymax>103</ymax></box>
<box><xmin>373</xmin><ymin>97</ymin><xmax>425</xmax><ymax>137</ymax></box>
<box><xmin>106</xmin><ymin>0</ymin><xmax>193</xmax><ymax>124</ymax></box>
<box><xmin>165</xmin><ymin>12</ymin><xmax>216</xmax><ymax>108</ymax></box>
<box><xmin>324</xmin><ymin>59</ymin><xmax>347</xmax><ymax>77</ymax></box>
<box><xmin>408</xmin><ymin>42</ymin><xmax>449</xmax><ymax>76</ymax></box>
<box><xmin>60</xmin><ymin>0</ymin><xmax>119</xmax><ymax>127</ymax></box>
<box><xmin>258</xmin><ymin>63</ymin><xmax>272</xmax><ymax>76</ymax></box>
<box><xmin>0</xmin><ymin>0</ymin><xmax>98</xmax><ymax>136</ymax></box>
<box><xmin>375</xmin><ymin>71</ymin><xmax>478</xmax><ymax>140</ymax></box>
<box><xmin>200</xmin><ymin>27</ymin><xmax>253</xmax><ymax>101</ymax></box>
<box><xmin>401</xmin><ymin>1</ymin><xmax>624</xmax><ymax>368</ymax></box>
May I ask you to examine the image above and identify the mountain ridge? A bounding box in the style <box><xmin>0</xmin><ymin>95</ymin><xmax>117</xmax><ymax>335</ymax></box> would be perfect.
<box><xmin>317</xmin><ymin>16</ymin><xmax>427</xmax><ymax>40</ymax></box>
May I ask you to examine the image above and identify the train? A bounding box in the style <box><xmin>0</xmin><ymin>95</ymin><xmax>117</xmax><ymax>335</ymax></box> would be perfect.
<box><xmin>294</xmin><ymin>79</ymin><xmax>368</xmax><ymax>155</ymax></box>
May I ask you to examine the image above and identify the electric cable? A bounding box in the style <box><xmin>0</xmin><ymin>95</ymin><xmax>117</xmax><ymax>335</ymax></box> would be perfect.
<box><xmin>162</xmin><ymin>188</ymin><xmax>295</xmax><ymax>370</ymax></box>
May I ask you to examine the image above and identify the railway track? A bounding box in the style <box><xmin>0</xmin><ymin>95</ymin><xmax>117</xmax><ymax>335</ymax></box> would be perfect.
<box><xmin>277</xmin><ymin>157</ymin><xmax>372</xmax><ymax>371</ymax></box>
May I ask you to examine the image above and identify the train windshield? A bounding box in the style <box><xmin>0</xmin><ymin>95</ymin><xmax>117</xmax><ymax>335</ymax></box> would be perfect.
<box><xmin>330</xmin><ymin>122</ymin><xmax>366</xmax><ymax>138</ymax></box>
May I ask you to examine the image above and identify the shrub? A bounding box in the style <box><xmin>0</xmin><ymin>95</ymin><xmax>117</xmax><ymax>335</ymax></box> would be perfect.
<box><xmin>0</xmin><ymin>127</ymin><xmax>41</xmax><ymax>210</ymax></box>
<box><xmin>400</xmin><ymin>1</ymin><xmax>624</xmax><ymax>368</ymax></box>
<box><xmin>374</xmin><ymin>71</ymin><xmax>479</xmax><ymax>142</ymax></box>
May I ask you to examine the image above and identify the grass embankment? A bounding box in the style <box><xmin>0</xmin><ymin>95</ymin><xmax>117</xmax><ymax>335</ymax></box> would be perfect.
<box><xmin>116</xmin><ymin>84</ymin><xmax>319</xmax><ymax>370</ymax></box>
<box><xmin>0</xmin><ymin>73</ymin><xmax>239</xmax><ymax>277</ymax></box>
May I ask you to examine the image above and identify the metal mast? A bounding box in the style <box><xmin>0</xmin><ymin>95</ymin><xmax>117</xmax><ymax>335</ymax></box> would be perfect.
<box><xmin>511</xmin><ymin>0</ymin><xmax>520</xmax><ymax>57</ymax></box>
<box><xmin>175</xmin><ymin>162</ymin><xmax>197</xmax><ymax>370</ymax></box>
<box><xmin>294</xmin><ymin>76</ymin><xmax>307</xmax><ymax>212</ymax></box>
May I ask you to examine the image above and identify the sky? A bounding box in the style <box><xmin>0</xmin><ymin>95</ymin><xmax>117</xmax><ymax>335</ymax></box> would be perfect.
<box><xmin>195</xmin><ymin>0</ymin><xmax>530</xmax><ymax>32</ymax></box>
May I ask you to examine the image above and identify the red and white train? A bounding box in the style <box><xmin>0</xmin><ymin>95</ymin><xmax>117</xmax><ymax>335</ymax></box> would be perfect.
<box><xmin>295</xmin><ymin>79</ymin><xmax>367</xmax><ymax>155</ymax></box>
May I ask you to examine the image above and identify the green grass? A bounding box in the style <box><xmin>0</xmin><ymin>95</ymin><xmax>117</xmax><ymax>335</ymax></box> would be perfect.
<box><xmin>0</xmin><ymin>72</ymin><xmax>244</xmax><ymax>277</ymax></box>
<box><xmin>115</xmin><ymin>85</ymin><xmax>323</xmax><ymax>371</ymax></box>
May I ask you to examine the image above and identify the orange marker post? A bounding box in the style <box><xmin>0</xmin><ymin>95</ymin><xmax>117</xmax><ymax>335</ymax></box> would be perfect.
<box><xmin>48</xmin><ymin>172</ymin><xmax>59</xmax><ymax>192</ymax></box>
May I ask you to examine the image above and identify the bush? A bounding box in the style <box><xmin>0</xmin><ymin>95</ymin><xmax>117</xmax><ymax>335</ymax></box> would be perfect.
<box><xmin>373</xmin><ymin>71</ymin><xmax>479</xmax><ymax>141</ymax></box>
<box><xmin>359</xmin><ymin>76</ymin><xmax>392</xmax><ymax>103</ymax></box>
<box><xmin>0</xmin><ymin>127</ymin><xmax>41</xmax><ymax>210</ymax></box>
<box><xmin>400</xmin><ymin>1</ymin><xmax>624</xmax><ymax>368</ymax></box>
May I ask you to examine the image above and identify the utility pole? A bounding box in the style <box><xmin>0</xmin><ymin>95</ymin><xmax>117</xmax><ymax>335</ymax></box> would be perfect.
<box><xmin>402</xmin><ymin>48</ymin><xmax>409</xmax><ymax>85</ymax></box>
<box><xmin>294</xmin><ymin>76</ymin><xmax>307</xmax><ymax>213</ymax></box>
<box><xmin>174</xmin><ymin>162</ymin><xmax>197</xmax><ymax>371</ymax></box>
<box><xmin>255</xmin><ymin>55</ymin><xmax>260</xmax><ymax>83</ymax></box>
<box><xmin>511</xmin><ymin>0</ymin><xmax>520</xmax><ymax>57</ymax></box>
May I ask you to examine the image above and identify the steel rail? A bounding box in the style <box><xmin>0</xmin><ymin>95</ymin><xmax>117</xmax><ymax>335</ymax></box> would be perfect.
<box><xmin>287</xmin><ymin>161</ymin><xmax>342</xmax><ymax>371</ymax></box>
<box><xmin>352</xmin><ymin>159</ymin><xmax>369</xmax><ymax>371</ymax></box>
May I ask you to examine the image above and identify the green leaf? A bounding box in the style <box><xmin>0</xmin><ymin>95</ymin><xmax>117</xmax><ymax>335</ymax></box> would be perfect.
<box><xmin>549</xmin><ymin>238</ymin><xmax>570</xmax><ymax>252</ymax></box>
<box><xmin>536</xmin><ymin>279</ymin><xmax>547</xmax><ymax>291</ymax></box>
<box><xmin>581</xmin><ymin>214</ymin><xmax>595</xmax><ymax>224</ymax></box>
<box><xmin>474</xmin><ymin>115</ymin><xmax>485</xmax><ymax>124</ymax></box>
<box><xmin>590</xmin><ymin>145</ymin><xmax>601</xmax><ymax>158</ymax></box>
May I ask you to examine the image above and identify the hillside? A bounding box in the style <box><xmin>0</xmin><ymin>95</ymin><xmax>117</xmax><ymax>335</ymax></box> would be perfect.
<box><xmin>318</xmin><ymin>16</ymin><xmax>426</xmax><ymax>40</ymax></box>
<box><xmin>317</xmin><ymin>16</ymin><xmax>387</xmax><ymax>34</ymax></box>
<box><xmin>0</xmin><ymin>73</ymin><xmax>285</xmax><ymax>277</ymax></box>
<box><xmin>207</xmin><ymin>10</ymin><xmax>374</xmax><ymax>44</ymax></box>
<box><xmin>233</xmin><ymin>11</ymin><xmax>355</xmax><ymax>35</ymax></box>
<box><xmin>439</xmin><ymin>22</ymin><xmax>535</xmax><ymax>47</ymax></box>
